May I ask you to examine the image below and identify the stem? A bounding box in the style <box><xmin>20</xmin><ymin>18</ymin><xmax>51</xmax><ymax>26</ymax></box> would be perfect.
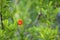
<box><xmin>0</xmin><ymin>13</ymin><xmax>3</xmax><ymax>29</ymax></box>
<box><xmin>1</xmin><ymin>0</ymin><xmax>4</xmax><ymax>29</ymax></box>
<box><xmin>25</xmin><ymin>12</ymin><xmax>42</xmax><ymax>28</ymax></box>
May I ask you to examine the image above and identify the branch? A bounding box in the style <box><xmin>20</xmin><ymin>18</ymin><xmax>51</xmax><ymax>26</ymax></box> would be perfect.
<box><xmin>25</xmin><ymin>12</ymin><xmax>42</xmax><ymax>29</ymax></box>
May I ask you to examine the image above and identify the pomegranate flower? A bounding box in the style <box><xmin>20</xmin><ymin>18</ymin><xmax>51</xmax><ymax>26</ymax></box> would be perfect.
<box><xmin>18</xmin><ymin>19</ymin><xmax>23</xmax><ymax>25</ymax></box>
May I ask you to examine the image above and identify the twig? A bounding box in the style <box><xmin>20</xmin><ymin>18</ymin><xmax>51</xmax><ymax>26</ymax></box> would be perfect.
<box><xmin>25</xmin><ymin>12</ymin><xmax>42</xmax><ymax>28</ymax></box>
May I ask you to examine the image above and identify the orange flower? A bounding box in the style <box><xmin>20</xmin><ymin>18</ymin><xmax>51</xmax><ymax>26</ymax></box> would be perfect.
<box><xmin>18</xmin><ymin>19</ymin><xmax>23</xmax><ymax>25</ymax></box>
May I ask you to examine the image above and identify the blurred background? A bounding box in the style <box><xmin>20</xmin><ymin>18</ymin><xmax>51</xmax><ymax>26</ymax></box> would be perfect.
<box><xmin>0</xmin><ymin>0</ymin><xmax>60</xmax><ymax>40</ymax></box>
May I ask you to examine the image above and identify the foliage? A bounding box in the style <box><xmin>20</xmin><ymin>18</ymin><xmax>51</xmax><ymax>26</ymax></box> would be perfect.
<box><xmin>26</xmin><ymin>26</ymin><xmax>59</xmax><ymax>40</ymax></box>
<box><xmin>0</xmin><ymin>0</ymin><xmax>60</xmax><ymax>40</ymax></box>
